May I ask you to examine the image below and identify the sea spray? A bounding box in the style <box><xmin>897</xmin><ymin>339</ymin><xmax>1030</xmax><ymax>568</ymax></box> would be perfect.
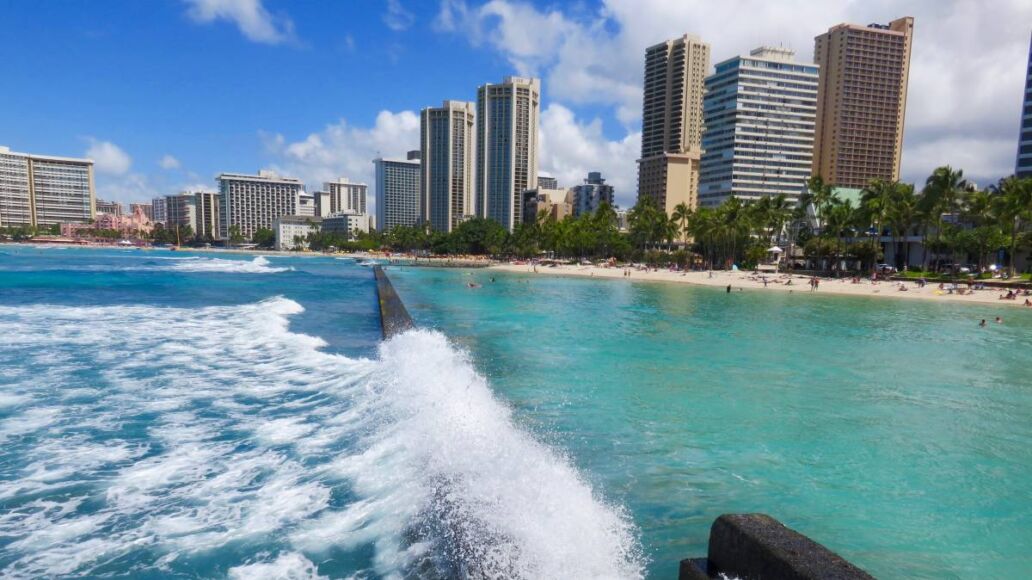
<box><xmin>307</xmin><ymin>329</ymin><xmax>647</xmax><ymax>578</ymax></box>
<box><xmin>0</xmin><ymin>297</ymin><xmax>643</xmax><ymax>578</ymax></box>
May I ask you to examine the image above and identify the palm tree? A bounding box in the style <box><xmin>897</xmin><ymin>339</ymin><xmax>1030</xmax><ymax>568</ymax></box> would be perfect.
<box><xmin>860</xmin><ymin>180</ymin><xmax>894</xmax><ymax>270</ymax></box>
<box><xmin>920</xmin><ymin>166</ymin><xmax>968</xmax><ymax>271</ymax></box>
<box><xmin>885</xmin><ymin>183</ymin><xmax>918</xmax><ymax>270</ymax></box>
<box><xmin>671</xmin><ymin>202</ymin><xmax>692</xmax><ymax>247</ymax></box>
<box><xmin>804</xmin><ymin>175</ymin><xmax>835</xmax><ymax>231</ymax></box>
<box><xmin>821</xmin><ymin>198</ymin><xmax>857</xmax><ymax>272</ymax></box>
<box><xmin>990</xmin><ymin>176</ymin><xmax>1032</xmax><ymax>276</ymax></box>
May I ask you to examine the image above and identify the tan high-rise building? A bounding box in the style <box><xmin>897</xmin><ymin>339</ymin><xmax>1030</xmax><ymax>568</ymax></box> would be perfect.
<box><xmin>637</xmin><ymin>34</ymin><xmax>710</xmax><ymax>213</ymax></box>
<box><xmin>421</xmin><ymin>100</ymin><xmax>475</xmax><ymax>232</ymax></box>
<box><xmin>812</xmin><ymin>17</ymin><xmax>914</xmax><ymax>188</ymax></box>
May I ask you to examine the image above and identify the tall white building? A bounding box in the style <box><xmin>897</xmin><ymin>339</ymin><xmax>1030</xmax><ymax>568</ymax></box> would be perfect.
<box><xmin>151</xmin><ymin>196</ymin><xmax>167</xmax><ymax>224</ymax></box>
<box><xmin>324</xmin><ymin>178</ymin><xmax>368</xmax><ymax>216</ymax></box>
<box><xmin>699</xmin><ymin>47</ymin><xmax>819</xmax><ymax>207</ymax></box>
<box><xmin>165</xmin><ymin>193</ymin><xmax>197</xmax><ymax>231</ymax></box>
<box><xmin>421</xmin><ymin>100</ymin><xmax>476</xmax><ymax>232</ymax></box>
<box><xmin>0</xmin><ymin>146</ymin><xmax>95</xmax><ymax>228</ymax></box>
<box><xmin>297</xmin><ymin>192</ymin><xmax>316</xmax><ymax>217</ymax></box>
<box><xmin>194</xmin><ymin>191</ymin><xmax>220</xmax><ymax>240</ymax></box>
<box><xmin>374</xmin><ymin>154</ymin><xmax>421</xmax><ymax>232</ymax></box>
<box><xmin>217</xmin><ymin>170</ymin><xmax>304</xmax><ymax>240</ymax></box>
<box><xmin>476</xmin><ymin>76</ymin><xmax>540</xmax><ymax>230</ymax></box>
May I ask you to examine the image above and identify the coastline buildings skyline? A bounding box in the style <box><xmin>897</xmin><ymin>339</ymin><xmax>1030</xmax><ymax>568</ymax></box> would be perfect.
<box><xmin>7</xmin><ymin>16</ymin><xmax>1032</xmax><ymax>240</ymax></box>
<box><xmin>812</xmin><ymin>17</ymin><xmax>914</xmax><ymax>188</ymax></box>
<box><xmin>421</xmin><ymin>100</ymin><xmax>476</xmax><ymax>232</ymax></box>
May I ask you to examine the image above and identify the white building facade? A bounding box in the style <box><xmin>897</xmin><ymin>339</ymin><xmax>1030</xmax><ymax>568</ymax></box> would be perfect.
<box><xmin>217</xmin><ymin>170</ymin><xmax>304</xmax><ymax>240</ymax></box>
<box><xmin>274</xmin><ymin>216</ymin><xmax>322</xmax><ymax>251</ymax></box>
<box><xmin>699</xmin><ymin>47</ymin><xmax>819</xmax><ymax>207</ymax></box>
<box><xmin>0</xmin><ymin>146</ymin><xmax>95</xmax><ymax>228</ymax></box>
<box><xmin>374</xmin><ymin>156</ymin><xmax>421</xmax><ymax>232</ymax></box>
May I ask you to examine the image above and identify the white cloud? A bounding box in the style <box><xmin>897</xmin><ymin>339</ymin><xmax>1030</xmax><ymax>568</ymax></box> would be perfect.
<box><xmin>94</xmin><ymin>173</ymin><xmax>158</xmax><ymax>205</ymax></box>
<box><xmin>85</xmin><ymin>138</ymin><xmax>132</xmax><ymax>175</ymax></box>
<box><xmin>159</xmin><ymin>154</ymin><xmax>181</xmax><ymax>170</ymax></box>
<box><xmin>383</xmin><ymin>0</ymin><xmax>416</xmax><ymax>31</ymax></box>
<box><xmin>438</xmin><ymin>0</ymin><xmax>1032</xmax><ymax>186</ymax></box>
<box><xmin>539</xmin><ymin>104</ymin><xmax>640</xmax><ymax>208</ymax></box>
<box><xmin>261</xmin><ymin>110</ymin><xmax>421</xmax><ymax>216</ymax></box>
<box><xmin>184</xmin><ymin>0</ymin><xmax>295</xmax><ymax>45</ymax></box>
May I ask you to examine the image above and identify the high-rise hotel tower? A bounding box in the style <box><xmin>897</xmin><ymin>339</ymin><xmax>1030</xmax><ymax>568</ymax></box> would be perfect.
<box><xmin>637</xmin><ymin>34</ymin><xmax>710</xmax><ymax>213</ymax></box>
<box><xmin>476</xmin><ymin>77</ymin><xmax>540</xmax><ymax>231</ymax></box>
<box><xmin>812</xmin><ymin>17</ymin><xmax>914</xmax><ymax>188</ymax></box>
<box><xmin>421</xmin><ymin>100</ymin><xmax>475</xmax><ymax>232</ymax></box>
<box><xmin>699</xmin><ymin>47</ymin><xmax>819</xmax><ymax>207</ymax></box>
<box><xmin>374</xmin><ymin>151</ymin><xmax>421</xmax><ymax>232</ymax></box>
<box><xmin>0</xmin><ymin>146</ymin><xmax>95</xmax><ymax>228</ymax></box>
<box><xmin>1017</xmin><ymin>32</ymin><xmax>1032</xmax><ymax>178</ymax></box>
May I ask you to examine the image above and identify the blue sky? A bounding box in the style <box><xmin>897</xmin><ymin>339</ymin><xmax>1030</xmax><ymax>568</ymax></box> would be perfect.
<box><xmin>2</xmin><ymin>0</ymin><xmax>1030</xmax><ymax>210</ymax></box>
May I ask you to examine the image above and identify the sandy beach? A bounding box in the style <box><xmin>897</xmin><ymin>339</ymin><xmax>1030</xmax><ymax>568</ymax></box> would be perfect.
<box><xmin>490</xmin><ymin>262</ymin><xmax>1032</xmax><ymax>309</ymax></box>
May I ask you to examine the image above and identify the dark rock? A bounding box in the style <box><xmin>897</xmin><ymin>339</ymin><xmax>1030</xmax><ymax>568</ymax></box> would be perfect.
<box><xmin>680</xmin><ymin>514</ymin><xmax>875</xmax><ymax>580</ymax></box>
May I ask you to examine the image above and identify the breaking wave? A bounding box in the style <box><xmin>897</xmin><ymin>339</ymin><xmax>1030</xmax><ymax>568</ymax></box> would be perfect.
<box><xmin>163</xmin><ymin>255</ymin><xmax>292</xmax><ymax>273</ymax></box>
<box><xmin>0</xmin><ymin>297</ymin><xmax>643</xmax><ymax>578</ymax></box>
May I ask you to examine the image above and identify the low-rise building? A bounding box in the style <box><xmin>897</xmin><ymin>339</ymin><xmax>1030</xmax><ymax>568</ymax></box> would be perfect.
<box><xmin>274</xmin><ymin>215</ymin><xmax>322</xmax><ymax>250</ymax></box>
<box><xmin>322</xmin><ymin>211</ymin><xmax>369</xmax><ymax>241</ymax></box>
<box><xmin>522</xmin><ymin>188</ymin><xmax>572</xmax><ymax>224</ymax></box>
<box><xmin>96</xmin><ymin>199</ymin><xmax>123</xmax><ymax>216</ymax></box>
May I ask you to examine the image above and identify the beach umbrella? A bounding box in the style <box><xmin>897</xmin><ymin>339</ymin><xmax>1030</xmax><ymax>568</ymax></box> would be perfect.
<box><xmin>767</xmin><ymin>246</ymin><xmax>783</xmax><ymax>253</ymax></box>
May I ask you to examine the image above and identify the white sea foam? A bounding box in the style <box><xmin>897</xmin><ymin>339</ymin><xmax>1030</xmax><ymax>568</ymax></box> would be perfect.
<box><xmin>164</xmin><ymin>255</ymin><xmax>292</xmax><ymax>273</ymax></box>
<box><xmin>228</xmin><ymin>552</ymin><xmax>328</xmax><ymax>579</ymax></box>
<box><xmin>0</xmin><ymin>297</ymin><xmax>644</xmax><ymax>578</ymax></box>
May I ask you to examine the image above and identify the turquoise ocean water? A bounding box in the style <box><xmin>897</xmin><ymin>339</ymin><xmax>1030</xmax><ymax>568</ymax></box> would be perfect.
<box><xmin>387</xmin><ymin>265</ymin><xmax>1032</xmax><ymax>579</ymax></box>
<box><xmin>1</xmin><ymin>246</ymin><xmax>1030</xmax><ymax>578</ymax></box>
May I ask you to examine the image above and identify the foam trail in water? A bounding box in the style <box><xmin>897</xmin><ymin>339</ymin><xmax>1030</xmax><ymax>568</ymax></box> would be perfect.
<box><xmin>0</xmin><ymin>297</ymin><xmax>643</xmax><ymax>578</ymax></box>
<box><xmin>164</xmin><ymin>255</ymin><xmax>292</xmax><ymax>273</ymax></box>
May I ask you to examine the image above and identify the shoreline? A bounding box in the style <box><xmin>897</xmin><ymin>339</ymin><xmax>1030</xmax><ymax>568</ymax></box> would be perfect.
<box><xmin>489</xmin><ymin>263</ymin><xmax>1032</xmax><ymax>309</ymax></box>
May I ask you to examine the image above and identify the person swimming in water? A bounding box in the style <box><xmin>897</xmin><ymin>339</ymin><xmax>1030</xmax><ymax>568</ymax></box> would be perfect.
<box><xmin>979</xmin><ymin>319</ymin><xmax>987</xmax><ymax>327</ymax></box>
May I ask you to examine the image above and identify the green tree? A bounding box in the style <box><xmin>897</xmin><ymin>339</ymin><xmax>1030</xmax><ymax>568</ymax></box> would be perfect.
<box><xmin>253</xmin><ymin>227</ymin><xmax>275</xmax><ymax>248</ymax></box>
<box><xmin>990</xmin><ymin>176</ymin><xmax>1032</xmax><ymax>276</ymax></box>
<box><xmin>228</xmin><ymin>225</ymin><xmax>245</xmax><ymax>246</ymax></box>
<box><xmin>919</xmin><ymin>166</ymin><xmax>969</xmax><ymax>271</ymax></box>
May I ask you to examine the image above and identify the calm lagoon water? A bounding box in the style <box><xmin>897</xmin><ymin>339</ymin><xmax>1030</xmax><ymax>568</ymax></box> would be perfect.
<box><xmin>2</xmin><ymin>246</ymin><xmax>1030</xmax><ymax>578</ymax></box>
<box><xmin>388</xmin><ymin>265</ymin><xmax>1032</xmax><ymax>578</ymax></box>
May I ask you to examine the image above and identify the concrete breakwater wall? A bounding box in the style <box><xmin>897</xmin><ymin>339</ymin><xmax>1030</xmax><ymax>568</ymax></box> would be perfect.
<box><xmin>373</xmin><ymin>266</ymin><xmax>414</xmax><ymax>339</ymax></box>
